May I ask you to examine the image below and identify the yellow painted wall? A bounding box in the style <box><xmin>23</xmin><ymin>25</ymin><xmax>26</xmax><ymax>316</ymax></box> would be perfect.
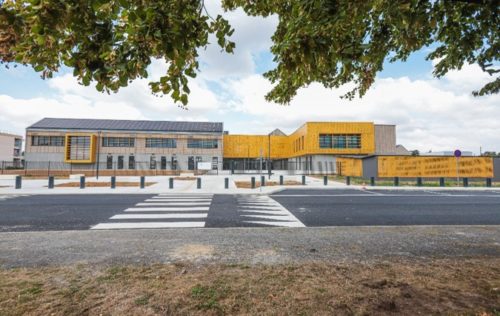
<box><xmin>224</xmin><ymin>122</ymin><xmax>377</xmax><ymax>158</ymax></box>
<box><xmin>378</xmin><ymin>156</ymin><xmax>494</xmax><ymax>178</ymax></box>
<box><xmin>336</xmin><ymin>157</ymin><xmax>363</xmax><ymax>177</ymax></box>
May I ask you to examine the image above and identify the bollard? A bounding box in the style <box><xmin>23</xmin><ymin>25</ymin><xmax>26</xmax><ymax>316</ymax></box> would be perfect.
<box><xmin>225</xmin><ymin>177</ymin><xmax>229</xmax><ymax>189</ymax></box>
<box><xmin>439</xmin><ymin>177</ymin><xmax>445</xmax><ymax>187</ymax></box>
<box><xmin>486</xmin><ymin>178</ymin><xmax>492</xmax><ymax>188</ymax></box>
<box><xmin>251</xmin><ymin>177</ymin><xmax>256</xmax><ymax>189</ymax></box>
<box><xmin>394</xmin><ymin>177</ymin><xmax>399</xmax><ymax>187</ymax></box>
<box><xmin>463</xmin><ymin>178</ymin><xmax>469</xmax><ymax>187</ymax></box>
<box><xmin>197</xmin><ymin>177</ymin><xmax>201</xmax><ymax>189</ymax></box>
<box><xmin>111</xmin><ymin>176</ymin><xmax>116</xmax><ymax>189</ymax></box>
<box><xmin>48</xmin><ymin>176</ymin><xmax>54</xmax><ymax>189</ymax></box>
<box><xmin>417</xmin><ymin>177</ymin><xmax>423</xmax><ymax>187</ymax></box>
<box><xmin>15</xmin><ymin>175</ymin><xmax>22</xmax><ymax>189</ymax></box>
<box><xmin>279</xmin><ymin>175</ymin><xmax>284</xmax><ymax>185</ymax></box>
<box><xmin>370</xmin><ymin>177</ymin><xmax>375</xmax><ymax>186</ymax></box>
<box><xmin>169</xmin><ymin>177</ymin><xmax>174</xmax><ymax>189</ymax></box>
<box><xmin>140</xmin><ymin>176</ymin><xmax>145</xmax><ymax>189</ymax></box>
<box><xmin>346</xmin><ymin>176</ymin><xmax>351</xmax><ymax>186</ymax></box>
<box><xmin>80</xmin><ymin>176</ymin><xmax>85</xmax><ymax>189</ymax></box>
<box><xmin>261</xmin><ymin>175</ymin><xmax>266</xmax><ymax>187</ymax></box>
<box><xmin>324</xmin><ymin>175</ymin><xmax>328</xmax><ymax>186</ymax></box>
<box><xmin>302</xmin><ymin>175</ymin><xmax>306</xmax><ymax>185</ymax></box>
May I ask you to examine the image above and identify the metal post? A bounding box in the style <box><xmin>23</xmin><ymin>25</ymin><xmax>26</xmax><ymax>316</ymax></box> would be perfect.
<box><xmin>197</xmin><ymin>177</ymin><xmax>201</xmax><ymax>189</ymax></box>
<box><xmin>463</xmin><ymin>178</ymin><xmax>468</xmax><ymax>187</ymax></box>
<box><xmin>394</xmin><ymin>177</ymin><xmax>399</xmax><ymax>186</ymax></box>
<box><xmin>439</xmin><ymin>177</ymin><xmax>445</xmax><ymax>187</ymax></box>
<box><xmin>140</xmin><ymin>176</ymin><xmax>145</xmax><ymax>189</ymax></box>
<box><xmin>280</xmin><ymin>175</ymin><xmax>284</xmax><ymax>185</ymax></box>
<box><xmin>251</xmin><ymin>177</ymin><xmax>255</xmax><ymax>189</ymax></box>
<box><xmin>346</xmin><ymin>176</ymin><xmax>351</xmax><ymax>186</ymax></box>
<box><xmin>370</xmin><ymin>177</ymin><xmax>375</xmax><ymax>186</ymax></box>
<box><xmin>15</xmin><ymin>175</ymin><xmax>22</xmax><ymax>189</ymax></box>
<box><xmin>302</xmin><ymin>175</ymin><xmax>306</xmax><ymax>185</ymax></box>
<box><xmin>268</xmin><ymin>134</ymin><xmax>271</xmax><ymax>179</ymax></box>
<box><xmin>225</xmin><ymin>177</ymin><xmax>229</xmax><ymax>189</ymax></box>
<box><xmin>169</xmin><ymin>177</ymin><xmax>174</xmax><ymax>189</ymax></box>
<box><xmin>261</xmin><ymin>175</ymin><xmax>265</xmax><ymax>187</ymax></box>
<box><xmin>324</xmin><ymin>175</ymin><xmax>328</xmax><ymax>186</ymax></box>
<box><xmin>417</xmin><ymin>177</ymin><xmax>423</xmax><ymax>187</ymax></box>
<box><xmin>111</xmin><ymin>176</ymin><xmax>116</xmax><ymax>189</ymax></box>
<box><xmin>48</xmin><ymin>176</ymin><xmax>54</xmax><ymax>189</ymax></box>
<box><xmin>80</xmin><ymin>176</ymin><xmax>85</xmax><ymax>189</ymax></box>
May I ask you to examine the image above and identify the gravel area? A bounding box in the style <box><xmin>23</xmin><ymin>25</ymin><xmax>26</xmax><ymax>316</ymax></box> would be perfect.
<box><xmin>1</xmin><ymin>226</ymin><xmax>499</xmax><ymax>268</ymax></box>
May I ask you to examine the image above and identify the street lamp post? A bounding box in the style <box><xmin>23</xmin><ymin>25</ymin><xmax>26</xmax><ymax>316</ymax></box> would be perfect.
<box><xmin>268</xmin><ymin>133</ymin><xmax>271</xmax><ymax>179</ymax></box>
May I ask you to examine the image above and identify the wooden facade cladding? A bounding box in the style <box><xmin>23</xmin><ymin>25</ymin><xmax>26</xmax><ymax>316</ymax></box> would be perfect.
<box><xmin>336</xmin><ymin>157</ymin><xmax>363</xmax><ymax>177</ymax></box>
<box><xmin>377</xmin><ymin>156</ymin><xmax>494</xmax><ymax>178</ymax></box>
<box><xmin>223</xmin><ymin>122</ymin><xmax>376</xmax><ymax>159</ymax></box>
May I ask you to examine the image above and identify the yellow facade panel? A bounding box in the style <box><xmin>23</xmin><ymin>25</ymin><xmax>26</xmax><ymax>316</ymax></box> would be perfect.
<box><xmin>378</xmin><ymin>156</ymin><xmax>494</xmax><ymax>178</ymax></box>
<box><xmin>64</xmin><ymin>134</ymin><xmax>97</xmax><ymax>164</ymax></box>
<box><xmin>336</xmin><ymin>157</ymin><xmax>363</xmax><ymax>177</ymax></box>
<box><xmin>223</xmin><ymin>135</ymin><xmax>290</xmax><ymax>159</ymax></box>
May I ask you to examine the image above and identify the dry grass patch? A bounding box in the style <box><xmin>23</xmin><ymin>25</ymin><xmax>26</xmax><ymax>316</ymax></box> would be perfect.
<box><xmin>1</xmin><ymin>258</ymin><xmax>499</xmax><ymax>315</ymax></box>
<box><xmin>235</xmin><ymin>180</ymin><xmax>302</xmax><ymax>188</ymax></box>
<box><xmin>54</xmin><ymin>182</ymin><xmax>157</xmax><ymax>188</ymax></box>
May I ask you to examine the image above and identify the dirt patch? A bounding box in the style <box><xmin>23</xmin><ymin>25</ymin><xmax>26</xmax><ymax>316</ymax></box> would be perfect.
<box><xmin>54</xmin><ymin>182</ymin><xmax>157</xmax><ymax>188</ymax></box>
<box><xmin>1</xmin><ymin>258</ymin><xmax>498</xmax><ymax>315</ymax></box>
<box><xmin>170</xmin><ymin>244</ymin><xmax>215</xmax><ymax>261</ymax></box>
<box><xmin>235</xmin><ymin>180</ymin><xmax>302</xmax><ymax>188</ymax></box>
<box><xmin>174</xmin><ymin>177</ymin><xmax>198</xmax><ymax>181</ymax></box>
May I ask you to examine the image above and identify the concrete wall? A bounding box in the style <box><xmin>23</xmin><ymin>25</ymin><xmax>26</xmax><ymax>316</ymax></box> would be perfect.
<box><xmin>374</xmin><ymin>125</ymin><xmax>396</xmax><ymax>155</ymax></box>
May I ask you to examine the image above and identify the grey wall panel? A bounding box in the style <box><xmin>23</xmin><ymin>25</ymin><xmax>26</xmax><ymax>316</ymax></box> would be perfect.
<box><xmin>362</xmin><ymin>156</ymin><xmax>378</xmax><ymax>179</ymax></box>
<box><xmin>374</xmin><ymin>125</ymin><xmax>396</xmax><ymax>154</ymax></box>
<box><xmin>494</xmin><ymin>158</ymin><xmax>500</xmax><ymax>180</ymax></box>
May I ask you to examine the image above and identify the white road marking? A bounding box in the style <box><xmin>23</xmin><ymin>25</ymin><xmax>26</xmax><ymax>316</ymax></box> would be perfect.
<box><xmin>136</xmin><ymin>202</ymin><xmax>211</xmax><ymax>206</ymax></box>
<box><xmin>110</xmin><ymin>213</ymin><xmax>207</xmax><ymax>219</ymax></box>
<box><xmin>91</xmin><ymin>222</ymin><xmax>206</xmax><ymax>229</ymax></box>
<box><xmin>243</xmin><ymin>221</ymin><xmax>305</xmax><ymax>228</ymax></box>
<box><xmin>238</xmin><ymin>195</ymin><xmax>305</xmax><ymax>228</ymax></box>
<box><xmin>271</xmin><ymin>194</ymin><xmax>500</xmax><ymax>197</ymax></box>
<box><xmin>149</xmin><ymin>198</ymin><xmax>212</xmax><ymax>201</ymax></box>
<box><xmin>124</xmin><ymin>207</ymin><xmax>210</xmax><ymax>212</ymax></box>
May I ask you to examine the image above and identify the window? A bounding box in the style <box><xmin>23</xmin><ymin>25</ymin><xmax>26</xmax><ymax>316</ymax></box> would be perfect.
<box><xmin>14</xmin><ymin>138</ymin><xmax>22</xmax><ymax>147</ymax></box>
<box><xmin>32</xmin><ymin>136</ymin><xmax>64</xmax><ymax>146</ymax></box>
<box><xmin>212</xmin><ymin>157</ymin><xmax>218</xmax><ymax>170</ymax></box>
<box><xmin>145</xmin><ymin>138</ymin><xmax>176</xmax><ymax>148</ymax></box>
<box><xmin>102</xmin><ymin>137</ymin><xmax>135</xmax><ymax>147</ymax></box>
<box><xmin>67</xmin><ymin>136</ymin><xmax>91</xmax><ymax>160</ymax></box>
<box><xmin>117</xmin><ymin>156</ymin><xmax>124</xmax><ymax>169</ymax></box>
<box><xmin>150</xmin><ymin>155</ymin><xmax>157</xmax><ymax>170</ymax></box>
<box><xmin>187</xmin><ymin>139</ymin><xmax>218</xmax><ymax>149</ymax></box>
<box><xmin>128</xmin><ymin>155</ymin><xmax>135</xmax><ymax>169</ymax></box>
<box><xmin>318</xmin><ymin>134</ymin><xmax>361</xmax><ymax>149</ymax></box>
<box><xmin>106</xmin><ymin>155</ymin><xmax>113</xmax><ymax>169</ymax></box>
<box><xmin>161</xmin><ymin>156</ymin><xmax>167</xmax><ymax>170</ymax></box>
<box><xmin>319</xmin><ymin>134</ymin><xmax>332</xmax><ymax>148</ymax></box>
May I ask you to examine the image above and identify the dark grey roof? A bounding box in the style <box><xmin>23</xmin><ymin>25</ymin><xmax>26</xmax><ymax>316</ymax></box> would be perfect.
<box><xmin>28</xmin><ymin>118</ymin><xmax>223</xmax><ymax>133</ymax></box>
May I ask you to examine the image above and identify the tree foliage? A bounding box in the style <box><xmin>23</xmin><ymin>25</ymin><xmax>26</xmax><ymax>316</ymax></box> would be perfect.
<box><xmin>1</xmin><ymin>0</ymin><xmax>498</xmax><ymax>106</ymax></box>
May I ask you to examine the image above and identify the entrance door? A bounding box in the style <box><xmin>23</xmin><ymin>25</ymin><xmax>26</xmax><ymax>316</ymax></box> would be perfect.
<box><xmin>188</xmin><ymin>156</ymin><xmax>195</xmax><ymax>170</ymax></box>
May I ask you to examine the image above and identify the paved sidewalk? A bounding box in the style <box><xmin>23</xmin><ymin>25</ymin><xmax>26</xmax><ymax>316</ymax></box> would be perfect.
<box><xmin>0</xmin><ymin>174</ymin><xmax>347</xmax><ymax>195</ymax></box>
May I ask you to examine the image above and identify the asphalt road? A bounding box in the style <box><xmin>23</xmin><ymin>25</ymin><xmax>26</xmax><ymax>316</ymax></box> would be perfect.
<box><xmin>0</xmin><ymin>189</ymin><xmax>500</xmax><ymax>232</ymax></box>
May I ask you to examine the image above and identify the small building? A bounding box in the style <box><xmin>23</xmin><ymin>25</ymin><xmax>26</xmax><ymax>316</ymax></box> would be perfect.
<box><xmin>0</xmin><ymin>132</ymin><xmax>23</xmax><ymax>167</ymax></box>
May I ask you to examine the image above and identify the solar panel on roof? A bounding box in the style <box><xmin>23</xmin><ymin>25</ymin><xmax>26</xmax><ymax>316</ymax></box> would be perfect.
<box><xmin>27</xmin><ymin>118</ymin><xmax>223</xmax><ymax>133</ymax></box>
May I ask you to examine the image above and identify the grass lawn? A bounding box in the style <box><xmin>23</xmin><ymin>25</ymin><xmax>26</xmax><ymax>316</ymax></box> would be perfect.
<box><xmin>1</xmin><ymin>259</ymin><xmax>499</xmax><ymax>315</ymax></box>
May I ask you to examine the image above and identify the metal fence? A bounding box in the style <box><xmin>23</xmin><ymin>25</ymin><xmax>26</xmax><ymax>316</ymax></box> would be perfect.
<box><xmin>0</xmin><ymin>161</ymin><xmax>223</xmax><ymax>177</ymax></box>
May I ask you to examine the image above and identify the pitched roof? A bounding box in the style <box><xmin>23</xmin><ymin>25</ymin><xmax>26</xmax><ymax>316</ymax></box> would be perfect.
<box><xmin>27</xmin><ymin>118</ymin><xmax>224</xmax><ymax>133</ymax></box>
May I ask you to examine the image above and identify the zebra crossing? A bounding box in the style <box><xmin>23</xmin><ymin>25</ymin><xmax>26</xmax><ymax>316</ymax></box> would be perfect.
<box><xmin>236</xmin><ymin>195</ymin><xmax>305</xmax><ymax>227</ymax></box>
<box><xmin>91</xmin><ymin>194</ymin><xmax>213</xmax><ymax>230</ymax></box>
<box><xmin>0</xmin><ymin>194</ymin><xmax>29</xmax><ymax>201</ymax></box>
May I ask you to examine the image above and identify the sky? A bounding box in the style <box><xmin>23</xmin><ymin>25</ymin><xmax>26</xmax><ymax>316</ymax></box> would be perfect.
<box><xmin>0</xmin><ymin>2</ymin><xmax>499</xmax><ymax>154</ymax></box>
